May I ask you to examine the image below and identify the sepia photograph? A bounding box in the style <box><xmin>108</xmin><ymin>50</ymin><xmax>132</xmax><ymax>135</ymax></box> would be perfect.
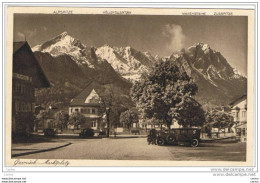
<box><xmin>4</xmin><ymin>6</ymin><xmax>255</xmax><ymax>167</ymax></box>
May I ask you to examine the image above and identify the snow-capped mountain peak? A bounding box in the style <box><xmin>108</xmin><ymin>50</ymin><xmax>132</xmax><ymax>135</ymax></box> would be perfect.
<box><xmin>32</xmin><ymin>32</ymin><xmax>97</xmax><ymax>68</ymax></box>
<box><xmin>32</xmin><ymin>32</ymin><xmax>86</xmax><ymax>57</ymax></box>
<box><xmin>32</xmin><ymin>32</ymin><xmax>246</xmax><ymax>106</ymax></box>
<box><xmin>95</xmin><ymin>45</ymin><xmax>155</xmax><ymax>81</ymax></box>
<box><xmin>60</xmin><ymin>31</ymin><xmax>68</xmax><ymax>37</ymax></box>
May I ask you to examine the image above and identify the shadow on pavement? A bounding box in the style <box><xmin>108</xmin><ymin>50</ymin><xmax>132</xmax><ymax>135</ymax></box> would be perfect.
<box><xmin>12</xmin><ymin>134</ymin><xmax>58</xmax><ymax>144</ymax></box>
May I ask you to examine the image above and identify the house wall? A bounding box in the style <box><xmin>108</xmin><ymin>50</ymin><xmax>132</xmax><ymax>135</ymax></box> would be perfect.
<box><xmin>12</xmin><ymin>76</ymin><xmax>35</xmax><ymax>134</ymax></box>
<box><xmin>231</xmin><ymin>99</ymin><xmax>247</xmax><ymax>123</ymax></box>
<box><xmin>69</xmin><ymin>106</ymin><xmax>100</xmax><ymax>117</ymax></box>
<box><xmin>69</xmin><ymin>106</ymin><xmax>102</xmax><ymax>131</ymax></box>
<box><xmin>12</xmin><ymin>43</ymin><xmax>50</xmax><ymax>134</ymax></box>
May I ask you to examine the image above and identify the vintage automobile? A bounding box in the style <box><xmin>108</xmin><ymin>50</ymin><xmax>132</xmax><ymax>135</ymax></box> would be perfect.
<box><xmin>155</xmin><ymin>128</ymin><xmax>201</xmax><ymax>147</ymax></box>
<box><xmin>79</xmin><ymin>128</ymin><xmax>94</xmax><ymax>138</ymax></box>
<box><xmin>43</xmin><ymin>128</ymin><xmax>56</xmax><ymax>137</ymax></box>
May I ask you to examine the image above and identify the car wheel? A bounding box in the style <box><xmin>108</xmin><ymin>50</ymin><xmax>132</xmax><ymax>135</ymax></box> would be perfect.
<box><xmin>157</xmin><ymin>137</ymin><xmax>165</xmax><ymax>146</ymax></box>
<box><xmin>191</xmin><ymin>139</ymin><xmax>199</xmax><ymax>147</ymax></box>
<box><xmin>166</xmin><ymin>134</ymin><xmax>175</xmax><ymax>143</ymax></box>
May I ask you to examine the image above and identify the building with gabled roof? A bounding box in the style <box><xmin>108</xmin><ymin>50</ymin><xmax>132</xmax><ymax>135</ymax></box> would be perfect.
<box><xmin>12</xmin><ymin>41</ymin><xmax>50</xmax><ymax>135</ymax></box>
<box><xmin>229</xmin><ymin>94</ymin><xmax>247</xmax><ymax>123</ymax></box>
<box><xmin>229</xmin><ymin>94</ymin><xmax>247</xmax><ymax>142</ymax></box>
<box><xmin>69</xmin><ymin>81</ymin><xmax>104</xmax><ymax>131</ymax></box>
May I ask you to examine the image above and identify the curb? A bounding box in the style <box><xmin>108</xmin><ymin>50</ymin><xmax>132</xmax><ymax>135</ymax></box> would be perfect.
<box><xmin>108</xmin><ymin>137</ymin><xmax>144</xmax><ymax>139</ymax></box>
<box><xmin>12</xmin><ymin>142</ymin><xmax>72</xmax><ymax>157</ymax></box>
<box><xmin>201</xmin><ymin>136</ymin><xmax>236</xmax><ymax>142</ymax></box>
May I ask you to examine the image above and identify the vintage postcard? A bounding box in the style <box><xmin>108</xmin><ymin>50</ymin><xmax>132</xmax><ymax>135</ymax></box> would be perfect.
<box><xmin>4</xmin><ymin>6</ymin><xmax>255</xmax><ymax>167</ymax></box>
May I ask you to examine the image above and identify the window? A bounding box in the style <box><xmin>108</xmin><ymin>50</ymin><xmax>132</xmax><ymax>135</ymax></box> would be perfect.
<box><xmin>15</xmin><ymin>83</ymin><xmax>20</xmax><ymax>93</ymax></box>
<box><xmin>92</xmin><ymin>109</ymin><xmax>96</xmax><ymax>114</ymax></box>
<box><xmin>20</xmin><ymin>84</ymin><xmax>25</xmax><ymax>94</ymax></box>
<box><xmin>32</xmin><ymin>103</ymin><xmax>35</xmax><ymax>112</ymax></box>
<box><xmin>28</xmin><ymin>103</ymin><xmax>32</xmax><ymax>112</ymax></box>
<box><xmin>81</xmin><ymin>109</ymin><xmax>91</xmax><ymax>114</ymax></box>
<box><xmin>15</xmin><ymin>101</ymin><xmax>20</xmax><ymax>112</ymax></box>
<box><xmin>75</xmin><ymin>108</ymin><xmax>79</xmax><ymax>112</ymax></box>
<box><xmin>20</xmin><ymin>102</ymin><xmax>25</xmax><ymax>112</ymax></box>
<box><xmin>30</xmin><ymin>87</ymin><xmax>34</xmax><ymax>96</ymax></box>
<box><xmin>92</xmin><ymin>121</ymin><xmax>96</xmax><ymax>127</ymax></box>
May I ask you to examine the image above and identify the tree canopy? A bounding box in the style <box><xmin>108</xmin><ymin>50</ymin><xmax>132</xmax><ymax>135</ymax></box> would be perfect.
<box><xmin>173</xmin><ymin>97</ymin><xmax>205</xmax><ymax>127</ymax></box>
<box><xmin>68</xmin><ymin>112</ymin><xmax>86</xmax><ymax>130</ymax></box>
<box><xmin>205</xmin><ymin>109</ymin><xmax>234</xmax><ymax>131</ymax></box>
<box><xmin>120</xmin><ymin>110</ymin><xmax>139</xmax><ymax>129</ymax></box>
<box><xmin>54</xmin><ymin>110</ymin><xmax>69</xmax><ymax>131</ymax></box>
<box><xmin>130</xmin><ymin>60</ymin><xmax>201</xmax><ymax>127</ymax></box>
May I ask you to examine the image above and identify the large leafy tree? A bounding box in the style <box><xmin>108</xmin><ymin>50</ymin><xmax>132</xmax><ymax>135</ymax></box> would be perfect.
<box><xmin>120</xmin><ymin>110</ymin><xmax>139</xmax><ymax>129</ymax></box>
<box><xmin>54</xmin><ymin>110</ymin><xmax>69</xmax><ymax>131</ymax></box>
<box><xmin>100</xmin><ymin>86</ymin><xmax>128</xmax><ymax>128</ymax></box>
<box><xmin>131</xmin><ymin>60</ymin><xmax>198</xmax><ymax>128</ymax></box>
<box><xmin>68</xmin><ymin>112</ymin><xmax>86</xmax><ymax>130</ymax></box>
<box><xmin>173</xmin><ymin>97</ymin><xmax>205</xmax><ymax>127</ymax></box>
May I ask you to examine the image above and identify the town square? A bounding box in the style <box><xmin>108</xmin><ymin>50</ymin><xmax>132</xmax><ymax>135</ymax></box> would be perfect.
<box><xmin>11</xmin><ymin>13</ymin><xmax>248</xmax><ymax>162</ymax></box>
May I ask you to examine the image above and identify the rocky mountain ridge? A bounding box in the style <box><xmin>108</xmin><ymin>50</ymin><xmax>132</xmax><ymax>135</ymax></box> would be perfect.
<box><xmin>32</xmin><ymin>32</ymin><xmax>247</xmax><ymax>107</ymax></box>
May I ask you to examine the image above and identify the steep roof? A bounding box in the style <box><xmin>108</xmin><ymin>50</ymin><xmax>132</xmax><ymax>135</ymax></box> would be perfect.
<box><xmin>229</xmin><ymin>94</ymin><xmax>247</xmax><ymax>106</ymax></box>
<box><xmin>69</xmin><ymin>81</ymin><xmax>103</xmax><ymax>107</ymax></box>
<box><xmin>13</xmin><ymin>41</ymin><xmax>27</xmax><ymax>53</ymax></box>
<box><xmin>13</xmin><ymin>41</ymin><xmax>50</xmax><ymax>88</ymax></box>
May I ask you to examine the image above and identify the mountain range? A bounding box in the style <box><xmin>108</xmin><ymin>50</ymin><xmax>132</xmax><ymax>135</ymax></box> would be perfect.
<box><xmin>32</xmin><ymin>32</ymin><xmax>247</xmax><ymax>108</ymax></box>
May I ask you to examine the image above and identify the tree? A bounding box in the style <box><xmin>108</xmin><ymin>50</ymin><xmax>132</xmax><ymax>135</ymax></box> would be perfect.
<box><xmin>100</xmin><ymin>85</ymin><xmax>128</xmax><ymax>128</ymax></box>
<box><xmin>131</xmin><ymin>60</ymin><xmax>198</xmax><ymax>128</ymax></box>
<box><xmin>36</xmin><ymin>110</ymin><xmax>49</xmax><ymax>129</ymax></box>
<box><xmin>54</xmin><ymin>110</ymin><xmax>69</xmax><ymax>131</ymax></box>
<box><xmin>68</xmin><ymin>112</ymin><xmax>86</xmax><ymax>130</ymax></box>
<box><xmin>205</xmin><ymin>110</ymin><xmax>234</xmax><ymax>133</ymax></box>
<box><xmin>173</xmin><ymin>97</ymin><xmax>205</xmax><ymax>127</ymax></box>
<box><xmin>120</xmin><ymin>110</ymin><xmax>139</xmax><ymax>129</ymax></box>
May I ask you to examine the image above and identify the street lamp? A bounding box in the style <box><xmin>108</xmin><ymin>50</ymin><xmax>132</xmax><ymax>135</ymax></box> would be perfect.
<box><xmin>106</xmin><ymin>107</ymin><xmax>110</xmax><ymax>137</ymax></box>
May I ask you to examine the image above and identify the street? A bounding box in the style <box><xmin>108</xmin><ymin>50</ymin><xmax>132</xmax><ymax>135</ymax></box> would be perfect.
<box><xmin>14</xmin><ymin>137</ymin><xmax>246</xmax><ymax>161</ymax></box>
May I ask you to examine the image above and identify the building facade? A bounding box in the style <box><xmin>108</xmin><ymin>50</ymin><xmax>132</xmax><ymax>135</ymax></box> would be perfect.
<box><xmin>12</xmin><ymin>42</ymin><xmax>50</xmax><ymax>135</ymax></box>
<box><xmin>229</xmin><ymin>95</ymin><xmax>247</xmax><ymax>141</ymax></box>
<box><xmin>69</xmin><ymin>82</ymin><xmax>103</xmax><ymax>131</ymax></box>
<box><xmin>230</xmin><ymin>95</ymin><xmax>247</xmax><ymax>124</ymax></box>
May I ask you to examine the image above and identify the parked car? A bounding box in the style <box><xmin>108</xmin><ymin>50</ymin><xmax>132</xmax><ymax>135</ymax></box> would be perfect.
<box><xmin>155</xmin><ymin>128</ymin><xmax>201</xmax><ymax>147</ymax></box>
<box><xmin>44</xmin><ymin>128</ymin><xmax>56</xmax><ymax>137</ymax></box>
<box><xmin>79</xmin><ymin>128</ymin><xmax>94</xmax><ymax>138</ymax></box>
<box><xmin>98</xmin><ymin>131</ymin><xmax>106</xmax><ymax>137</ymax></box>
<box><xmin>173</xmin><ymin>128</ymin><xmax>201</xmax><ymax>147</ymax></box>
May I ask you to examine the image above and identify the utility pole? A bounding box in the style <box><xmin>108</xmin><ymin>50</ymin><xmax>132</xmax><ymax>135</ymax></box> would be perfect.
<box><xmin>106</xmin><ymin>107</ymin><xmax>110</xmax><ymax>138</ymax></box>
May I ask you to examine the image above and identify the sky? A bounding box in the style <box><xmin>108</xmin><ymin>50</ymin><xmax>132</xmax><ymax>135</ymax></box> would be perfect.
<box><xmin>14</xmin><ymin>14</ymin><xmax>248</xmax><ymax>75</ymax></box>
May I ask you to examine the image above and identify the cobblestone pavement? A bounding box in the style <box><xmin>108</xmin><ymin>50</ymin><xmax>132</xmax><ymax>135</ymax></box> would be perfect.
<box><xmin>15</xmin><ymin>137</ymin><xmax>246</xmax><ymax>161</ymax></box>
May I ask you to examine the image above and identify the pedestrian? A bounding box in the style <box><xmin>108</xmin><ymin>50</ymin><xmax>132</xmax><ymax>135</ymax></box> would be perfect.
<box><xmin>147</xmin><ymin>129</ymin><xmax>157</xmax><ymax>145</ymax></box>
<box><xmin>151</xmin><ymin>129</ymin><xmax>157</xmax><ymax>145</ymax></box>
